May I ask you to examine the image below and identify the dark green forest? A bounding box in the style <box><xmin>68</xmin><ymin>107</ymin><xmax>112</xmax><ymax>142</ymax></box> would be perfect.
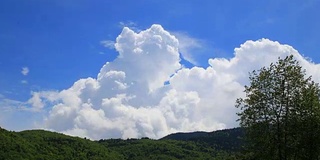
<box><xmin>0</xmin><ymin>126</ymin><xmax>245</xmax><ymax>160</ymax></box>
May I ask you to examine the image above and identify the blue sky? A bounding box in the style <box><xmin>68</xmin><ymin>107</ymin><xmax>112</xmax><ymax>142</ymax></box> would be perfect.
<box><xmin>0</xmin><ymin>0</ymin><xmax>320</xmax><ymax>139</ymax></box>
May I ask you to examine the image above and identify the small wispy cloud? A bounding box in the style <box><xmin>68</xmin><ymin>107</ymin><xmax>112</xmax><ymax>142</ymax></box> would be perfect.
<box><xmin>21</xmin><ymin>67</ymin><xmax>29</xmax><ymax>76</ymax></box>
<box><xmin>0</xmin><ymin>96</ymin><xmax>28</xmax><ymax>112</ymax></box>
<box><xmin>172</xmin><ymin>32</ymin><xmax>205</xmax><ymax>65</ymax></box>
<box><xmin>100</xmin><ymin>40</ymin><xmax>115</xmax><ymax>49</ymax></box>
<box><xmin>119</xmin><ymin>21</ymin><xmax>137</xmax><ymax>28</ymax></box>
<box><xmin>21</xmin><ymin>80</ymin><xmax>28</xmax><ymax>84</ymax></box>
<box><xmin>119</xmin><ymin>21</ymin><xmax>140</xmax><ymax>32</ymax></box>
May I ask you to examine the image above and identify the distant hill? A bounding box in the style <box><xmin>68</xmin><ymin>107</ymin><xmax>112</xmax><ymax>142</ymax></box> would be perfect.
<box><xmin>161</xmin><ymin>127</ymin><xmax>245</xmax><ymax>152</ymax></box>
<box><xmin>161</xmin><ymin>131</ymin><xmax>210</xmax><ymax>140</ymax></box>
<box><xmin>0</xmin><ymin>126</ymin><xmax>246</xmax><ymax>159</ymax></box>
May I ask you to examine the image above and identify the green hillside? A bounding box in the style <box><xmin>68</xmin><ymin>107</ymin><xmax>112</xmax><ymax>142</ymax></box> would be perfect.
<box><xmin>161</xmin><ymin>127</ymin><xmax>245</xmax><ymax>152</ymax></box>
<box><xmin>98</xmin><ymin>138</ymin><xmax>236</xmax><ymax>160</ymax></box>
<box><xmin>0</xmin><ymin>126</ymin><xmax>245</xmax><ymax>160</ymax></box>
<box><xmin>0</xmin><ymin>127</ymin><xmax>122</xmax><ymax>159</ymax></box>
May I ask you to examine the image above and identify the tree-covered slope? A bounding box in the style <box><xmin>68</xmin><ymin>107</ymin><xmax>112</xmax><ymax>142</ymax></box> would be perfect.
<box><xmin>0</xmin><ymin>126</ymin><xmax>245</xmax><ymax>159</ymax></box>
<box><xmin>0</xmin><ymin>127</ymin><xmax>122</xmax><ymax>160</ymax></box>
<box><xmin>0</xmin><ymin>127</ymin><xmax>35</xmax><ymax>159</ymax></box>
<box><xmin>161</xmin><ymin>127</ymin><xmax>245</xmax><ymax>152</ymax></box>
<box><xmin>98</xmin><ymin>138</ymin><xmax>235</xmax><ymax>160</ymax></box>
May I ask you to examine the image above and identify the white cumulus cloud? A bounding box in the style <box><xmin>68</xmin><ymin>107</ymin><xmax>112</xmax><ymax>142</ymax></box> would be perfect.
<box><xmin>27</xmin><ymin>25</ymin><xmax>320</xmax><ymax>140</ymax></box>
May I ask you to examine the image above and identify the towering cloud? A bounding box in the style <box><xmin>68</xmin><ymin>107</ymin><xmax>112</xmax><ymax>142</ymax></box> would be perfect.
<box><xmin>28</xmin><ymin>25</ymin><xmax>320</xmax><ymax>140</ymax></box>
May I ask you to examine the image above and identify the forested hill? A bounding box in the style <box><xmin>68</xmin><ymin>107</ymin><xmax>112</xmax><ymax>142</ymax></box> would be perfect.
<box><xmin>0</xmin><ymin>127</ymin><xmax>122</xmax><ymax>159</ymax></box>
<box><xmin>0</xmin><ymin>126</ymin><xmax>245</xmax><ymax>159</ymax></box>
<box><xmin>161</xmin><ymin>127</ymin><xmax>245</xmax><ymax>152</ymax></box>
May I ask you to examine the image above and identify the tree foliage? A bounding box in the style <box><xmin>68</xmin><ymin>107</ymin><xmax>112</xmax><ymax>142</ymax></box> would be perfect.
<box><xmin>236</xmin><ymin>55</ymin><xmax>320</xmax><ymax>160</ymax></box>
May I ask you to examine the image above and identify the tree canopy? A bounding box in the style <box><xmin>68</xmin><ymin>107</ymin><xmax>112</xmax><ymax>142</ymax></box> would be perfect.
<box><xmin>236</xmin><ymin>55</ymin><xmax>320</xmax><ymax>160</ymax></box>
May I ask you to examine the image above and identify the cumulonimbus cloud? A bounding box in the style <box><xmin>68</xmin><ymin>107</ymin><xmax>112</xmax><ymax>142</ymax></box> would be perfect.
<box><xmin>27</xmin><ymin>24</ymin><xmax>320</xmax><ymax>140</ymax></box>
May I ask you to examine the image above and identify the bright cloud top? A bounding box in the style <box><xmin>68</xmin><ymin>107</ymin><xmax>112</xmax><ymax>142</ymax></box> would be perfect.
<box><xmin>21</xmin><ymin>67</ymin><xmax>29</xmax><ymax>76</ymax></box>
<box><xmin>27</xmin><ymin>24</ymin><xmax>320</xmax><ymax>140</ymax></box>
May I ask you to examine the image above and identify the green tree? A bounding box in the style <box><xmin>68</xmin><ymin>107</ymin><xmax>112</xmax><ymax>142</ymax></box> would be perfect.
<box><xmin>236</xmin><ymin>55</ymin><xmax>320</xmax><ymax>160</ymax></box>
